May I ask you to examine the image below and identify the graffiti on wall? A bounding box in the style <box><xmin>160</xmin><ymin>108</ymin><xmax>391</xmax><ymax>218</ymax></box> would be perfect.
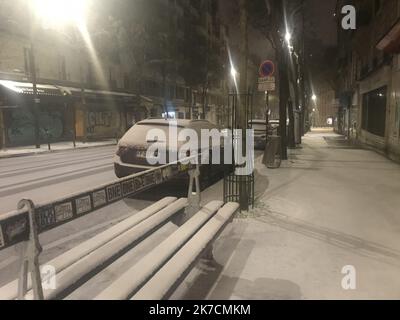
<box><xmin>7</xmin><ymin>109</ymin><xmax>63</xmax><ymax>145</ymax></box>
<box><xmin>87</xmin><ymin>111</ymin><xmax>113</xmax><ymax>134</ymax></box>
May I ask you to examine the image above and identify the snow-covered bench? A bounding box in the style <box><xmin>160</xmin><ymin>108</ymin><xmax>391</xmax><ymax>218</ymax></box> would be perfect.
<box><xmin>0</xmin><ymin>197</ymin><xmax>239</xmax><ymax>300</ymax></box>
<box><xmin>95</xmin><ymin>201</ymin><xmax>239</xmax><ymax>300</ymax></box>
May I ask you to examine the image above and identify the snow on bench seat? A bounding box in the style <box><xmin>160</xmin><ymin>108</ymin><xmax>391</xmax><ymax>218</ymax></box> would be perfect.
<box><xmin>132</xmin><ymin>202</ymin><xmax>239</xmax><ymax>300</ymax></box>
<box><xmin>95</xmin><ymin>200</ymin><xmax>225</xmax><ymax>300</ymax></box>
<box><xmin>23</xmin><ymin>198</ymin><xmax>188</xmax><ymax>300</ymax></box>
<box><xmin>0</xmin><ymin>197</ymin><xmax>178</xmax><ymax>300</ymax></box>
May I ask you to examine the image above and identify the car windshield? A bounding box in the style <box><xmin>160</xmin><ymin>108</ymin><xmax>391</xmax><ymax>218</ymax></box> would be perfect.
<box><xmin>121</xmin><ymin>124</ymin><xmax>187</xmax><ymax>146</ymax></box>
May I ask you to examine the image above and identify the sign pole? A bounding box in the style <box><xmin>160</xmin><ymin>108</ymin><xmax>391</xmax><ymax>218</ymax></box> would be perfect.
<box><xmin>265</xmin><ymin>91</ymin><xmax>270</xmax><ymax>144</ymax></box>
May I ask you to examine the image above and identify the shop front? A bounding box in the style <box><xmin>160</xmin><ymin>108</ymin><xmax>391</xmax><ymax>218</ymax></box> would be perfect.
<box><xmin>59</xmin><ymin>87</ymin><xmax>141</xmax><ymax>141</ymax></box>
<box><xmin>0</xmin><ymin>80</ymin><xmax>70</xmax><ymax>147</ymax></box>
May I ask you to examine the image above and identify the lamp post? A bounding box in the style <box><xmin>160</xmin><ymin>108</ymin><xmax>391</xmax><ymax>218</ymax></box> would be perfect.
<box><xmin>28</xmin><ymin>9</ymin><xmax>41</xmax><ymax>149</ymax></box>
<box><xmin>30</xmin><ymin>0</ymin><xmax>89</xmax><ymax>146</ymax></box>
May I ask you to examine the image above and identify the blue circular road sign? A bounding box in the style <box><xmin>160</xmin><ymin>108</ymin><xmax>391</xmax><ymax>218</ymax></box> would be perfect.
<box><xmin>259</xmin><ymin>60</ymin><xmax>275</xmax><ymax>77</ymax></box>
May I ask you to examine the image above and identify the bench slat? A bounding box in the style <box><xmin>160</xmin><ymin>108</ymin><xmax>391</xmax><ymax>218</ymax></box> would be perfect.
<box><xmin>95</xmin><ymin>200</ymin><xmax>225</xmax><ymax>300</ymax></box>
<box><xmin>0</xmin><ymin>197</ymin><xmax>178</xmax><ymax>301</ymax></box>
<box><xmin>22</xmin><ymin>198</ymin><xmax>188</xmax><ymax>300</ymax></box>
<box><xmin>132</xmin><ymin>202</ymin><xmax>239</xmax><ymax>300</ymax></box>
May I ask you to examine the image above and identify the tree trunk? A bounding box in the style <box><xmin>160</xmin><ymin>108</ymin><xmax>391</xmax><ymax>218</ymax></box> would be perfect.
<box><xmin>287</xmin><ymin>99</ymin><xmax>295</xmax><ymax>148</ymax></box>
<box><xmin>238</xmin><ymin>0</ymin><xmax>249</xmax><ymax>211</ymax></box>
<box><xmin>299</xmin><ymin>57</ymin><xmax>307</xmax><ymax>136</ymax></box>
<box><xmin>162</xmin><ymin>64</ymin><xmax>167</xmax><ymax>118</ymax></box>
<box><xmin>288</xmin><ymin>55</ymin><xmax>300</xmax><ymax>147</ymax></box>
<box><xmin>274</xmin><ymin>41</ymin><xmax>289</xmax><ymax>160</ymax></box>
<box><xmin>202</xmin><ymin>85</ymin><xmax>207</xmax><ymax>120</ymax></box>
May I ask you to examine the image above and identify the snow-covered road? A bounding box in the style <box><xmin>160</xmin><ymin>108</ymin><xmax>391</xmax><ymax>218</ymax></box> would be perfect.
<box><xmin>0</xmin><ymin>146</ymin><xmax>156</xmax><ymax>288</ymax></box>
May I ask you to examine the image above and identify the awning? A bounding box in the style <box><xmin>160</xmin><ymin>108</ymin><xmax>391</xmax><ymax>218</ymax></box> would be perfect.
<box><xmin>377</xmin><ymin>18</ymin><xmax>400</xmax><ymax>53</ymax></box>
<box><xmin>58</xmin><ymin>86</ymin><xmax>142</xmax><ymax>106</ymax></box>
<box><xmin>0</xmin><ymin>80</ymin><xmax>64</xmax><ymax>97</ymax></box>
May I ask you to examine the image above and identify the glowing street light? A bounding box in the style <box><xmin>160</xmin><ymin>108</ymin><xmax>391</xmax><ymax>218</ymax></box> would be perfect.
<box><xmin>231</xmin><ymin>66</ymin><xmax>238</xmax><ymax>79</ymax></box>
<box><xmin>28</xmin><ymin>0</ymin><xmax>90</xmax><ymax>148</ymax></box>
<box><xmin>285</xmin><ymin>31</ymin><xmax>292</xmax><ymax>44</ymax></box>
<box><xmin>32</xmin><ymin>0</ymin><xmax>89</xmax><ymax>28</ymax></box>
<box><xmin>312</xmin><ymin>94</ymin><xmax>317</xmax><ymax>102</ymax></box>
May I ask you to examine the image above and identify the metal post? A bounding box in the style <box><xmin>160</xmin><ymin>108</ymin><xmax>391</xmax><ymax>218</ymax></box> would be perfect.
<box><xmin>16</xmin><ymin>199</ymin><xmax>44</xmax><ymax>300</ymax></box>
<box><xmin>265</xmin><ymin>91</ymin><xmax>270</xmax><ymax>145</ymax></box>
<box><xmin>29</xmin><ymin>42</ymin><xmax>41</xmax><ymax>149</ymax></box>
<box><xmin>0</xmin><ymin>109</ymin><xmax>6</xmax><ymax>150</ymax></box>
<box><xmin>72</xmin><ymin>103</ymin><xmax>77</xmax><ymax>148</ymax></box>
<box><xmin>185</xmin><ymin>164</ymin><xmax>201</xmax><ymax>219</ymax></box>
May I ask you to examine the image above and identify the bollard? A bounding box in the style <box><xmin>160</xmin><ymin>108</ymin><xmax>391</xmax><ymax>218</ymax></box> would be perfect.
<box><xmin>71</xmin><ymin>129</ymin><xmax>76</xmax><ymax>148</ymax></box>
<box><xmin>44</xmin><ymin>129</ymin><xmax>51</xmax><ymax>151</ymax></box>
<box><xmin>184</xmin><ymin>163</ymin><xmax>201</xmax><ymax>220</ymax></box>
<box><xmin>263</xmin><ymin>135</ymin><xmax>282</xmax><ymax>169</ymax></box>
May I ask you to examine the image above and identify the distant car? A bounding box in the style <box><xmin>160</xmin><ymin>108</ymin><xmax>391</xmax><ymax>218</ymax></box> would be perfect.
<box><xmin>269</xmin><ymin>120</ymin><xmax>280</xmax><ymax>136</ymax></box>
<box><xmin>114</xmin><ymin>119</ymin><xmax>226</xmax><ymax>188</ymax></box>
<box><xmin>249</xmin><ymin>119</ymin><xmax>268</xmax><ymax>150</ymax></box>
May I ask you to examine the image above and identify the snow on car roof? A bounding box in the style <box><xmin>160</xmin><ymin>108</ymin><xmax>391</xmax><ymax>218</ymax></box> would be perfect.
<box><xmin>138</xmin><ymin>119</ymin><xmax>210</xmax><ymax>127</ymax></box>
<box><xmin>249</xmin><ymin>119</ymin><xmax>267</xmax><ymax>123</ymax></box>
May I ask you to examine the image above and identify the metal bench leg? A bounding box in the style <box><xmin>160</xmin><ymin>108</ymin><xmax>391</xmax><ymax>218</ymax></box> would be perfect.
<box><xmin>185</xmin><ymin>164</ymin><xmax>201</xmax><ymax>219</ymax></box>
<box><xmin>16</xmin><ymin>199</ymin><xmax>44</xmax><ymax>300</ymax></box>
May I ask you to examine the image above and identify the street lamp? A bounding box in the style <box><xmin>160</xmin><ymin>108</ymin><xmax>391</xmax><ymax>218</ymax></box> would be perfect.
<box><xmin>28</xmin><ymin>0</ymin><xmax>89</xmax><ymax>148</ymax></box>
<box><xmin>312</xmin><ymin>94</ymin><xmax>317</xmax><ymax>102</ymax></box>
<box><xmin>230</xmin><ymin>66</ymin><xmax>238</xmax><ymax>79</ymax></box>
<box><xmin>33</xmin><ymin>0</ymin><xmax>89</xmax><ymax>28</ymax></box>
<box><xmin>285</xmin><ymin>31</ymin><xmax>292</xmax><ymax>44</ymax></box>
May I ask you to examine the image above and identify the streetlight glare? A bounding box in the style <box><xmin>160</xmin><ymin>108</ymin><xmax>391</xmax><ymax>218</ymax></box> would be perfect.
<box><xmin>312</xmin><ymin>94</ymin><xmax>317</xmax><ymax>101</ymax></box>
<box><xmin>285</xmin><ymin>31</ymin><xmax>292</xmax><ymax>43</ymax></box>
<box><xmin>32</xmin><ymin>0</ymin><xmax>89</xmax><ymax>27</ymax></box>
<box><xmin>231</xmin><ymin>66</ymin><xmax>237</xmax><ymax>78</ymax></box>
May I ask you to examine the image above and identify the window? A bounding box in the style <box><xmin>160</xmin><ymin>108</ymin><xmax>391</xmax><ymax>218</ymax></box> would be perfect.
<box><xmin>168</xmin><ymin>85</ymin><xmax>175</xmax><ymax>99</ymax></box>
<box><xmin>87</xmin><ymin>63</ymin><xmax>94</xmax><ymax>85</ymax></box>
<box><xmin>23</xmin><ymin>48</ymin><xmax>30</xmax><ymax>75</ymax></box>
<box><xmin>109</xmin><ymin>67</ymin><xmax>117</xmax><ymax>89</ymax></box>
<box><xmin>176</xmin><ymin>86</ymin><xmax>185</xmax><ymax>100</ymax></box>
<box><xmin>362</xmin><ymin>86</ymin><xmax>387</xmax><ymax>137</ymax></box>
<box><xmin>124</xmin><ymin>73</ymin><xmax>130</xmax><ymax>90</ymax></box>
<box><xmin>59</xmin><ymin>55</ymin><xmax>67</xmax><ymax>81</ymax></box>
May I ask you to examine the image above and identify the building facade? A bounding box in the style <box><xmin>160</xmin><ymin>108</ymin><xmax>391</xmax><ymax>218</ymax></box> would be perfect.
<box><xmin>0</xmin><ymin>0</ymin><xmax>229</xmax><ymax>148</ymax></box>
<box><xmin>336</xmin><ymin>0</ymin><xmax>400</xmax><ymax>161</ymax></box>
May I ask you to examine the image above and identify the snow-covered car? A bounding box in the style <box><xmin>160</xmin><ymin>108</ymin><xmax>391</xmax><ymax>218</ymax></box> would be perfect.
<box><xmin>114</xmin><ymin>119</ymin><xmax>226</xmax><ymax>187</ymax></box>
<box><xmin>269</xmin><ymin>119</ymin><xmax>280</xmax><ymax>135</ymax></box>
<box><xmin>249</xmin><ymin>119</ymin><xmax>268</xmax><ymax>150</ymax></box>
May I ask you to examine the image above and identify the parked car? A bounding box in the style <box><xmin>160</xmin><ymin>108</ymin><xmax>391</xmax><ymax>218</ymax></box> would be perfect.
<box><xmin>248</xmin><ymin>119</ymin><xmax>286</xmax><ymax>150</ymax></box>
<box><xmin>249</xmin><ymin>119</ymin><xmax>268</xmax><ymax>150</ymax></box>
<box><xmin>268</xmin><ymin>119</ymin><xmax>280</xmax><ymax>136</ymax></box>
<box><xmin>114</xmin><ymin>118</ymin><xmax>226</xmax><ymax>188</ymax></box>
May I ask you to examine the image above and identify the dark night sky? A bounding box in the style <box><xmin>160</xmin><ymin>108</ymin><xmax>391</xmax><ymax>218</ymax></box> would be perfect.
<box><xmin>219</xmin><ymin>0</ymin><xmax>337</xmax><ymax>61</ymax></box>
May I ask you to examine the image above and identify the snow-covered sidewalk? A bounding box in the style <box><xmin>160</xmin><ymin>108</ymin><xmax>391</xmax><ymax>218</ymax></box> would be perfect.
<box><xmin>178</xmin><ymin>129</ymin><xmax>400</xmax><ymax>300</ymax></box>
<box><xmin>0</xmin><ymin>139</ymin><xmax>117</xmax><ymax>159</ymax></box>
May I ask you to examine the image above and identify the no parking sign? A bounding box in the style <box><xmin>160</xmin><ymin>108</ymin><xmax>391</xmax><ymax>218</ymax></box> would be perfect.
<box><xmin>259</xmin><ymin>60</ymin><xmax>275</xmax><ymax>77</ymax></box>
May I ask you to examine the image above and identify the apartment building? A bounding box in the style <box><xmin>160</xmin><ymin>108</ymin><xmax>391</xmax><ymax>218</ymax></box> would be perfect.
<box><xmin>336</xmin><ymin>0</ymin><xmax>400</xmax><ymax>161</ymax></box>
<box><xmin>0</xmin><ymin>0</ymin><xmax>228</xmax><ymax>148</ymax></box>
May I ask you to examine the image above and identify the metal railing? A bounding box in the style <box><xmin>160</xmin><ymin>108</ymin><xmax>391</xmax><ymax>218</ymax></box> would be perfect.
<box><xmin>0</xmin><ymin>158</ymin><xmax>198</xmax><ymax>252</ymax></box>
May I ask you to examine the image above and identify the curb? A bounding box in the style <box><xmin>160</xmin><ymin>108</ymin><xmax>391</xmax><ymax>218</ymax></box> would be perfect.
<box><xmin>0</xmin><ymin>143</ymin><xmax>117</xmax><ymax>160</ymax></box>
